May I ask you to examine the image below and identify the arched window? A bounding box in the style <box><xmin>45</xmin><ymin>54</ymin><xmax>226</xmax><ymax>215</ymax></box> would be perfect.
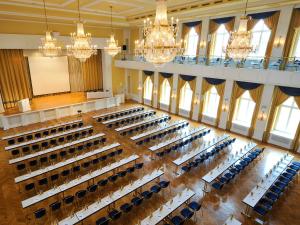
<box><xmin>233</xmin><ymin>91</ymin><xmax>256</xmax><ymax>127</ymax></box>
<box><xmin>143</xmin><ymin>76</ymin><xmax>153</xmax><ymax>100</ymax></box>
<box><xmin>211</xmin><ymin>24</ymin><xmax>230</xmax><ymax>58</ymax></box>
<box><xmin>185</xmin><ymin>27</ymin><xmax>199</xmax><ymax>56</ymax></box>
<box><xmin>248</xmin><ymin>19</ymin><xmax>271</xmax><ymax>59</ymax></box>
<box><xmin>160</xmin><ymin>79</ymin><xmax>171</xmax><ymax>105</ymax></box>
<box><xmin>179</xmin><ymin>82</ymin><xmax>193</xmax><ymax>111</ymax></box>
<box><xmin>289</xmin><ymin>28</ymin><xmax>300</xmax><ymax>58</ymax></box>
<box><xmin>272</xmin><ymin>97</ymin><xmax>300</xmax><ymax>138</ymax></box>
<box><xmin>203</xmin><ymin>86</ymin><xmax>220</xmax><ymax>118</ymax></box>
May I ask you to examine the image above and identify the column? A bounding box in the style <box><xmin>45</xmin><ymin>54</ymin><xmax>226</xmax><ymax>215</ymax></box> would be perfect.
<box><xmin>101</xmin><ymin>50</ymin><xmax>113</xmax><ymax>93</ymax></box>
<box><xmin>171</xmin><ymin>74</ymin><xmax>179</xmax><ymax>114</ymax></box>
<box><xmin>271</xmin><ymin>6</ymin><xmax>294</xmax><ymax>58</ymax></box>
<box><xmin>198</xmin><ymin>17</ymin><xmax>209</xmax><ymax>56</ymax></box>
<box><xmin>124</xmin><ymin>69</ymin><xmax>129</xmax><ymax>99</ymax></box>
<box><xmin>153</xmin><ymin>71</ymin><xmax>159</xmax><ymax>108</ymax></box>
<box><xmin>218</xmin><ymin>80</ymin><xmax>234</xmax><ymax>129</ymax></box>
<box><xmin>0</xmin><ymin>93</ymin><xmax>4</xmax><ymax>113</ymax></box>
<box><xmin>138</xmin><ymin>70</ymin><xmax>143</xmax><ymax>103</ymax></box>
<box><xmin>192</xmin><ymin>76</ymin><xmax>203</xmax><ymax>120</ymax></box>
<box><xmin>252</xmin><ymin>85</ymin><xmax>275</xmax><ymax>141</ymax></box>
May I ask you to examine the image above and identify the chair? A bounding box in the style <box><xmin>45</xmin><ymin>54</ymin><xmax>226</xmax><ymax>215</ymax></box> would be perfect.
<box><xmin>141</xmin><ymin>190</ymin><xmax>153</xmax><ymax>199</ymax></box>
<box><xmin>11</xmin><ymin>149</ymin><xmax>20</xmax><ymax>158</ymax></box>
<box><xmin>253</xmin><ymin>205</ymin><xmax>268</xmax><ymax>216</ymax></box>
<box><xmin>126</xmin><ymin>166</ymin><xmax>135</xmax><ymax>174</ymax></box>
<box><xmin>50</xmin><ymin>154</ymin><xmax>58</xmax><ymax>162</ymax></box>
<box><xmin>212</xmin><ymin>181</ymin><xmax>224</xmax><ymax>190</ymax></box>
<box><xmin>117</xmin><ymin>170</ymin><xmax>127</xmax><ymax>177</ymax></box>
<box><xmin>265</xmin><ymin>192</ymin><xmax>279</xmax><ymax>203</ymax></box>
<box><xmin>170</xmin><ymin>215</ymin><xmax>185</xmax><ymax>225</ymax></box>
<box><xmin>159</xmin><ymin>180</ymin><xmax>170</xmax><ymax>189</ymax></box>
<box><xmin>16</xmin><ymin>163</ymin><xmax>26</xmax><ymax>173</ymax></box>
<box><xmin>135</xmin><ymin>163</ymin><xmax>144</xmax><ymax>170</ymax></box>
<box><xmin>96</xmin><ymin>217</ymin><xmax>110</xmax><ymax>225</ymax></box>
<box><xmin>38</xmin><ymin>178</ymin><xmax>48</xmax><ymax>188</ymax></box>
<box><xmin>8</xmin><ymin>139</ymin><xmax>15</xmax><ymax>145</ymax></box>
<box><xmin>25</xmin><ymin>183</ymin><xmax>35</xmax><ymax>192</ymax></box>
<box><xmin>49</xmin><ymin>201</ymin><xmax>61</xmax><ymax>217</ymax></box>
<box><xmin>120</xmin><ymin>203</ymin><xmax>133</xmax><ymax>213</ymax></box>
<box><xmin>131</xmin><ymin>196</ymin><xmax>143</xmax><ymax>206</ymax></box>
<box><xmin>188</xmin><ymin>201</ymin><xmax>201</xmax><ymax>212</ymax></box>
<box><xmin>108</xmin><ymin>209</ymin><xmax>122</xmax><ymax>220</ymax></box>
<box><xmin>97</xmin><ymin>179</ymin><xmax>108</xmax><ymax>187</ymax></box>
<box><xmin>108</xmin><ymin>174</ymin><xmax>118</xmax><ymax>183</ymax></box>
<box><xmin>76</xmin><ymin>190</ymin><xmax>87</xmax><ymax>203</ymax></box>
<box><xmin>181</xmin><ymin>165</ymin><xmax>191</xmax><ymax>173</ymax></box>
<box><xmin>181</xmin><ymin>207</ymin><xmax>194</xmax><ymax>219</ymax></box>
<box><xmin>88</xmin><ymin>184</ymin><xmax>98</xmax><ymax>194</ymax></box>
<box><xmin>22</xmin><ymin>146</ymin><xmax>30</xmax><ymax>155</ymax></box>
<box><xmin>61</xmin><ymin>169</ymin><xmax>70</xmax><ymax>179</ymax></box>
<box><xmin>34</xmin><ymin>208</ymin><xmax>46</xmax><ymax>223</ymax></box>
<box><xmin>17</xmin><ymin>136</ymin><xmax>25</xmax><ymax>143</ymax></box>
<box><xmin>50</xmin><ymin>174</ymin><xmax>59</xmax><ymax>184</ymax></box>
<box><xmin>150</xmin><ymin>185</ymin><xmax>161</xmax><ymax>193</ymax></box>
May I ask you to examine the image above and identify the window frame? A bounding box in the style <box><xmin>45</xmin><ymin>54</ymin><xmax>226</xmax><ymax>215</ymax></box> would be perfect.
<box><xmin>202</xmin><ymin>86</ymin><xmax>220</xmax><ymax>118</ymax></box>
<box><xmin>179</xmin><ymin>82</ymin><xmax>193</xmax><ymax>111</ymax></box>
<box><xmin>210</xmin><ymin>24</ymin><xmax>230</xmax><ymax>59</ymax></box>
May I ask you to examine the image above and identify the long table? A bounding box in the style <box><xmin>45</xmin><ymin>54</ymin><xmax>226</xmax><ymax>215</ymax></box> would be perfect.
<box><xmin>58</xmin><ymin>169</ymin><xmax>164</xmax><ymax>225</ymax></box>
<box><xmin>9</xmin><ymin>133</ymin><xmax>105</xmax><ymax>165</ymax></box>
<box><xmin>149</xmin><ymin>127</ymin><xmax>206</xmax><ymax>152</ymax></box>
<box><xmin>15</xmin><ymin>143</ymin><xmax>120</xmax><ymax>184</ymax></box>
<box><xmin>102</xmin><ymin>110</ymin><xmax>155</xmax><ymax>125</ymax></box>
<box><xmin>92</xmin><ymin>106</ymin><xmax>143</xmax><ymax>119</ymax></box>
<box><xmin>21</xmin><ymin>154</ymin><xmax>139</xmax><ymax>208</ymax></box>
<box><xmin>202</xmin><ymin>142</ymin><xmax>257</xmax><ymax>192</ymax></box>
<box><xmin>242</xmin><ymin>154</ymin><xmax>294</xmax><ymax>216</ymax></box>
<box><xmin>223</xmin><ymin>216</ymin><xmax>242</xmax><ymax>225</ymax></box>
<box><xmin>131</xmin><ymin>120</ymin><xmax>187</xmax><ymax>141</ymax></box>
<box><xmin>140</xmin><ymin>189</ymin><xmax>195</xmax><ymax>225</ymax></box>
<box><xmin>5</xmin><ymin>125</ymin><xmax>93</xmax><ymax>151</ymax></box>
<box><xmin>115</xmin><ymin>115</ymin><xmax>169</xmax><ymax>132</ymax></box>
<box><xmin>2</xmin><ymin>119</ymin><xmax>82</xmax><ymax>140</ymax></box>
<box><xmin>173</xmin><ymin>134</ymin><xmax>229</xmax><ymax>166</ymax></box>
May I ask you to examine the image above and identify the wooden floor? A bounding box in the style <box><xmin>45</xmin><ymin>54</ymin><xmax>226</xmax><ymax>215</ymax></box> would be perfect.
<box><xmin>0</xmin><ymin>102</ymin><xmax>299</xmax><ymax>225</ymax></box>
<box><xmin>4</xmin><ymin>92</ymin><xmax>87</xmax><ymax>115</ymax></box>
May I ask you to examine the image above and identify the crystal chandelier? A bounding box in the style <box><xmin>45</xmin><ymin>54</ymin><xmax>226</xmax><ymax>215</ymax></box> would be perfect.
<box><xmin>225</xmin><ymin>0</ymin><xmax>253</xmax><ymax>61</ymax></box>
<box><xmin>104</xmin><ymin>6</ymin><xmax>121</xmax><ymax>57</ymax></box>
<box><xmin>67</xmin><ymin>0</ymin><xmax>97</xmax><ymax>62</ymax></box>
<box><xmin>134</xmin><ymin>0</ymin><xmax>184</xmax><ymax>67</ymax></box>
<box><xmin>38</xmin><ymin>0</ymin><xmax>61</xmax><ymax>57</ymax></box>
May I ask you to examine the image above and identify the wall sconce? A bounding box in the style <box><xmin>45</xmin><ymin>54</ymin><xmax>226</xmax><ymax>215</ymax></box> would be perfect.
<box><xmin>274</xmin><ymin>36</ymin><xmax>285</xmax><ymax>48</ymax></box>
<box><xmin>199</xmin><ymin>40</ymin><xmax>206</xmax><ymax>49</ymax></box>
<box><xmin>171</xmin><ymin>93</ymin><xmax>177</xmax><ymax>98</ymax></box>
<box><xmin>153</xmin><ymin>90</ymin><xmax>158</xmax><ymax>95</ymax></box>
<box><xmin>258</xmin><ymin>106</ymin><xmax>267</xmax><ymax>121</ymax></box>
<box><xmin>138</xmin><ymin>86</ymin><xmax>142</xmax><ymax>91</ymax></box>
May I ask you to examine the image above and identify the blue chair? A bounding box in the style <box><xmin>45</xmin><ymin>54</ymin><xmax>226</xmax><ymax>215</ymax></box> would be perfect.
<box><xmin>181</xmin><ymin>165</ymin><xmax>191</xmax><ymax>173</ymax></box>
<box><xmin>141</xmin><ymin>190</ymin><xmax>153</xmax><ymax>199</ymax></box>
<box><xmin>49</xmin><ymin>201</ymin><xmax>61</xmax><ymax>213</ymax></box>
<box><xmin>258</xmin><ymin>198</ymin><xmax>273</xmax><ymax>209</ymax></box>
<box><xmin>150</xmin><ymin>185</ymin><xmax>161</xmax><ymax>193</ymax></box>
<box><xmin>135</xmin><ymin>163</ymin><xmax>144</xmax><ymax>170</ymax></box>
<box><xmin>108</xmin><ymin>175</ymin><xmax>118</xmax><ymax>183</ymax></box>
<box><xmin>274</xmin><ymin>181</ymin><xmax>286</xmax><ymax>190</ymax></box>
<box><xmin>188</xmin><ymin>201</ymin><xmax>201</xmax><ymax>212</ymax></box>
<box><xmin>126</xmin><ymin>166</ymin><xmax>135</xmax><ymax>174</ymax></box>
<box><xmin>212</xmin><ymin>181</ymin><xmax>224</xmax><ymax>190</ymax></box>
<box><xmin>253</xmin><ymin>205</ymin><xmax>268</xmax><ymax>216</ymax></box>
<box><xmin>96</xmin><ymin>216</ymin><xmax>109</xmax><ymax>225</ymax></box>
<box><xmin>269</xmin><ymin>186</ymin><xmax>282</xmax><ymax>195</ymax></box>
<box><xmin>219</xmin><ymin>177</ymin><xmax>229</xmax><ymax>184</ymax></box>
<box><xmin>117</xmin><ymin>170</ymin><xmax>127</xmax><ymax>177</ymax></box>
<box><xmin>34</xmin><ymin>208</ymin><xmax>46</xmax><ymax>221</ymax></box>
<box><xmin>108</xmin><ymin>209</ymin><xmax>122</xmax><ymax>220</ymax></box>
<box><xmin>131</xmin><ymin>196</ymin><xmax>143</xmax><ymax>206</ymax></box>
<box><xmin>180</xmin><ymin>207</ymin><xmax>194</xmax><ymax>219</ymax></box>
<box><xmin>265</xmin><ymin>192</ymin><xmax>279</xmax><ymax>203</ymax></box>
<box><xmin>88</xmin><ymin>184</ymin><xmax>98</xmax><ymax>193</ymax></box>
<box><xmin>98</xmin><ymin>179</ymin><xmax>108</xmax><ymax>187</ymax></box>
<box><xmin>170</xmin><ymin>215</ymin><xmax>185</xmax><ymax>225</ymax></box>
<box><xmin>120</xmin><ymin>203</ymin><xmax>133</xmax><ymax>213</ymax></box>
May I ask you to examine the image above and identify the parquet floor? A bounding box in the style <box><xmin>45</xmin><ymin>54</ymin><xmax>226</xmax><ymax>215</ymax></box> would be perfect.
<box><xmin>0</xmin><ymin>102</ymin><xmax>299</xmax><ymax>225</ymax></box>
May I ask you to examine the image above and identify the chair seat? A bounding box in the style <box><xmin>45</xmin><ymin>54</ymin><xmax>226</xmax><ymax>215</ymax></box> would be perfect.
<box><xmin>254</xmin><ymin>205</ymin><xmax>268</xmax><ymax>216</ymax></box>
<box><xmin>120</xmin><ymin>203</ymin><xmax>132</xmax><ymax>213</ymax></box>
<box><xmin>131</xmin><ymin>197</ymin><xmax>143</xmax><ymax>206</ymax></box>
<box><xmin>188</xmin><ymin>201</ymin><xmax>201</xmax><ymax>211</ymax></box>
<box><xmin>96</xmin><ymin>216</ymin><xmax>109</xmax><ymax>225</ymax></box>
<box><xmin>170</xmin><ymin>215</ymin><xmax>185</xmax><ymax>225</ymax></box>
<box><xmin>181</xmin><ymin>208</ymin><xmax>194</xmax><ymax>219</ymax></box>
<box><xmin>212</xmin><ymin>182</ymin><xmax>223</xmax><ymax>190</ymax></box>
<box><xmin>159</xmin><ymin>180</ymin><xmax>170</xmax><ymax>188</ymax></box>
<box><xmin>141</xmin><ymin>190</ymin><xmax>153</xmax><ymax>199</ymax></box>
<box><xmin>108</xmin><ymin>209</ymin><xmax>121</xmax><ymax>220</ymax></box>
<box><xmin>150</xmin><ymin>185</ymin><xmax>161</xmax><ymax>193</ymax></box>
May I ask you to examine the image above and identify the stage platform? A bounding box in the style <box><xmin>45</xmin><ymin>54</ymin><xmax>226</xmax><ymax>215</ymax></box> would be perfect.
<box><xmin>0</xmin><ymin>92</ymin><xmax>124</xmax><ymax>130</ymax></box>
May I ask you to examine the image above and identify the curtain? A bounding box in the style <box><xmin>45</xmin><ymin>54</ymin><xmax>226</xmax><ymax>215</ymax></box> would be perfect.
<box><xmin>68</xmin><ymin>56</ymin><xmax>84</xmax><ymax>92</ymax></box>
<box><xmin>176</xmin><ymin>75</ymin><xmax>196</xmax><ymax>117</ymax></box>
<box><xmin>283</xmin><ymin>9</ymin><xmax>300</xmax><ymax>67</ymax></box>
<box><xmin>215</xmin><ymin>82</ymin><xmax>226</xmax><ymax>126</ymax></box>
<box><xmin>247</xmin><ymin>11</ymin><xmax>280</xmax><ymax>68</ymax></box>
<box><xmin>0</xmin><ymin>49</ymin><xmax>33</xmax><ymax>108</ymax></box>
<box><xmin>198</xmin><ymin>78</ymin><xmax>212</xmax><ymax>121</ymax></box>
<box><xmin>207</xmin><ymin>17</ymin><xmax>235</xmax><ymax>59</ymax></box>
<box><xmin>182</xmin><ymin>21</ymin><xmax>202</xmax><ymax>60</ymax></box>
<box><xmin>81</xmin><ymin>50</ymin><xmax>103</xmax><ymax>91</ymax></box>
<box><xmin>263</xmin><ymin>87</ymin><xmax>289</xmax><ymax>142</ymax></box>
<box><xmin>158</xmin><ymin>72</ymin><xmax>173</xmax><ymax>111</ymax></box>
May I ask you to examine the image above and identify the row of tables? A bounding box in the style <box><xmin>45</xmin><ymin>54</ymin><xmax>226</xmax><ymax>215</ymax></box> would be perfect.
<box><xmin>2</xmin><ymin>119</ymin><xmax>82</xmax><ymax>141</ymax></box>
<box><xmin>149</xmin><ymin>126</ymin><xmax>207</xmax><ymax>152</ymax></box>
<box><xmin>102</xmin><ymin>110</ymin><xmax>155</xmax><ymax>125</ymax></box>
<box><xmin>21</xmin><ymin>154</ymin><xmax>139</xmax><ymax>208</ymax></box>
<box><xmin>14</xmin><ymin>143</ymin><xmax>121</xmax><ymax>184</ymax></box>
<box><xmin>5</xmin><ymin>125</ymin><xmax>93</xmax><ymax>151</ymax></box>
<box><xmin>242</xmin><ymin>153</ymin><xmax>294</xmax><ymax>216</ymax></box>
<box><xmin>131</xmin><ymin>120</ymin><xmax>187</xmax><ymax>141</ymax></box>
<box><xmin>202</xmin><ymin>142</ymin><xmax>257</xmax><ymax>191</ymax></box>
<box><xmin>58</xmin><ymin>169</ymin><xmax>164</xmax><ymax>225</ymax></box>
<box><xmin>9</xmin><ymin>133</ymin><xmax>105</xmax><ymax>165</ymax></box>
<box><xmin>92</xmin><ymin>106</ymin><xmax>143</xmax><ymax>119</ymax></box>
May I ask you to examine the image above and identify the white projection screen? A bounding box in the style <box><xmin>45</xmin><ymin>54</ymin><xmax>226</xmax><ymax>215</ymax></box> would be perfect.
<box><xmin>28</xmin><ymin>56</ymin><xmax>70</xmax><ymax>96</ymax></box>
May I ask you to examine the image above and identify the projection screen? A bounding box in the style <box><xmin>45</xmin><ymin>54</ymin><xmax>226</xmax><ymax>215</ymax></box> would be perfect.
<box><xmin>28</xmin><ymin>56</ymin><xmax>70</xmax><ymax>96</ymax></box>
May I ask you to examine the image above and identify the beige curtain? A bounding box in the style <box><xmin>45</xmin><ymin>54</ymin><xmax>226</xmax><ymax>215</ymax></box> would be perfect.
<box><xmin>292</xmin><ymin>96</ymin><xmax>300</xmax><ymax>151</ymax></box>
<box><xmin>176</xmin><ymin>76</ymin><xmax>196</xmax><ymax>117</ymax></box>
<box><xmin>248</xmin><ymin>85</ymin><xmax>264</xmax><ymax>137</ymax></box>
<box><xmin>142</xmin><ymin>72</ymin><xmax>154</xmax><ymax>104</ymax></box>
<box><xmin>283</xmin><ymin>9</ymin><xmax>300</xmax><ymax>67</ymax></box>
<box><xmin>158</xmin><ymin>74</ymin><xmax>173</xmax><ymax>111</ymax></box>
<box><xmin>182</xmin><ymin>25</ymin><xmax>191</xmax><ymax>41</ymax></box>
<box><xmin>215</xmin><ymin>82</ymin><xmax>226</xmax><ymax>126</ymax></box>
<box><xmin>68</xmin><ymin>56</ymin><xmax>84</xmax><ymax>92</ymax></box>
<box><xmin>198</xmin><ymin>79</ymin><xmax>212</xmax><ymax>121</ymax></box>
<box><xmin>0</xmin><ymin>49</ymin><xmax>33</xmax><ymax>108</ymax></box>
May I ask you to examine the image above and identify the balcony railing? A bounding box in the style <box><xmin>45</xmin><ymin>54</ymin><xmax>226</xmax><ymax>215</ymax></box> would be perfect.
<box><xmin>116</xmin><ymin>54</ymin><xmax>300</xmax><ymax>72</ymax></box>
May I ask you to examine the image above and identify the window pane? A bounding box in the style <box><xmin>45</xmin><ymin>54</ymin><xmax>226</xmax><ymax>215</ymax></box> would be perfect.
<box><xmin>160</xmin><ymin>79</ymin><xmax>171</xmax><ymax>105</ymax></box>
<box><xmin>211</xmin><ymin>24</ymin><xmax>229</xmax><ymax>58</ymax></box>
<box><xmin>233</xmin><ymin>91</ymin><xmax>255</xmax><ymax>127</ymax></box>
<box><xmin>179</xmin><ymin>82</ymin><xmax>193</xmax><ymax>111</ymax></box>
<box><xmin>203</xmin><ymin>87</ymin><xmax>220</xmax><ymax>118</ymax></box>
<box><xmin>143</xmin><ymin>77</ymin><xmax>153</xmax><ymax>100</ymax></box>
<box><xmin>185</xmin><ymin>28</ymin><xmax>199</xmax><ymax>56</ymax></box>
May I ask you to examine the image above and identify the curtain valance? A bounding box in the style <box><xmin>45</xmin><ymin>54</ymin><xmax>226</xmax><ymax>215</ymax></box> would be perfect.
<box><xmin>236</xmin><ymin>81</ymin><xmax>262</xmax><ymax>90</ymax></box>
<box><xmin>143</xmin><ymin>70</ymin><xmax>154</xmax><ymax>76</ymax></box>
<box><xmin>180</xmin><ymin>75</ymin><xmax>196</xmax><ymax>81</ymax></box>
<box><xmin>184</xmin><ymin>21</ymin><xmax>201</xmax><ymax>27</ymax></box>
<box><xmin>212</xmin><ymin>16</ymin><xmax>235</xmax><ymax>25</ymax></box>
<box><xmin>204</xmin><ymin>77</ymin><xmax>225</xmax><ymax>85</ymax></box>
<box><xmin>278</xmin><ymin>86</ymin><xmax>300</xmax><ymax>97</ymax></box>
<box><xmin>248</xmin><ymin>11</ymin><xmax>277</xmax><ymax>20</ymax></box>
<box><xmin>160</xmin><ymin>72</ymin><xmax>173</xmax><ymax>78</ymax></box>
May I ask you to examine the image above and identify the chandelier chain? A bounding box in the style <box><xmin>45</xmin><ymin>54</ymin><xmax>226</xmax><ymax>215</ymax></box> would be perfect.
<box><xmin>77</xmin><ymin>0</ymin><xmax>81</xmax><ymax>22</ymax></box>
<box><xmin>244</xmin><ymin>0</ymin><xmax>249</xmax><ymax>16</ymax></box>
<box><xmin>42</xmin><ymin>0</ymin><xmax>49</xmax><ymax>31</ymax></box>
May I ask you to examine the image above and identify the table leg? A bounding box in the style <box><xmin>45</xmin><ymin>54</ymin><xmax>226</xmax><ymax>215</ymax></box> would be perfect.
<box><xmin>241</xmin><ymin>205</ymin><xmax>251</xmax><ymax>217</ymax></box>
<box><xmin>203</xmin><ymin>181</ymin><xmax>209</xmax><ymax>193</ymax></box>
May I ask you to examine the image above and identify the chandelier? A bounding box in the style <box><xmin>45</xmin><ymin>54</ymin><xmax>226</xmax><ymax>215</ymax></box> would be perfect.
<box><xmin>134</xmin><ymin>0</ymin><xmax>184</xmax><ymax>67</ymax></box>
<box><xmin>39</xmin><ymin>0</ymin><xmax>61</xmax><ymax>57</ymax></box>
<box><xmin>67</xmin><ymin>0</ymin><xmax>97</xmax><ymax>62</ymax></box>
<box><xmin>225</xmin><ymin>0</ymin><xmax>253</xmax><ymax>61</ymax></box>
<box><xmin>104</xmin><ymin>6</ymin><xmax>121</xmax><ymax>57</ymax></box>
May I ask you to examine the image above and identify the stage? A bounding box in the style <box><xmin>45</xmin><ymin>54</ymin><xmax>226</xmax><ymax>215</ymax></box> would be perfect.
<box><xmin>0</xmin><ymin>92</ymin><xmax>125</xmax><ymax>130</ymax></box>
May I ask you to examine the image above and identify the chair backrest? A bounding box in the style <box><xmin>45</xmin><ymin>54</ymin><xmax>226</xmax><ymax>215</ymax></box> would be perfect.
<box><xmin>34</xmin><ymin>208</ymin><xmax>46</xmax><ymax>219</ymax></box>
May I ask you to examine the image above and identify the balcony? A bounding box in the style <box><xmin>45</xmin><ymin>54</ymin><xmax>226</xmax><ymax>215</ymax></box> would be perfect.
<box><xmin>115</xmin><ymin>55</ymin><xmax>300</xmax><ymax>88</ymax></box>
